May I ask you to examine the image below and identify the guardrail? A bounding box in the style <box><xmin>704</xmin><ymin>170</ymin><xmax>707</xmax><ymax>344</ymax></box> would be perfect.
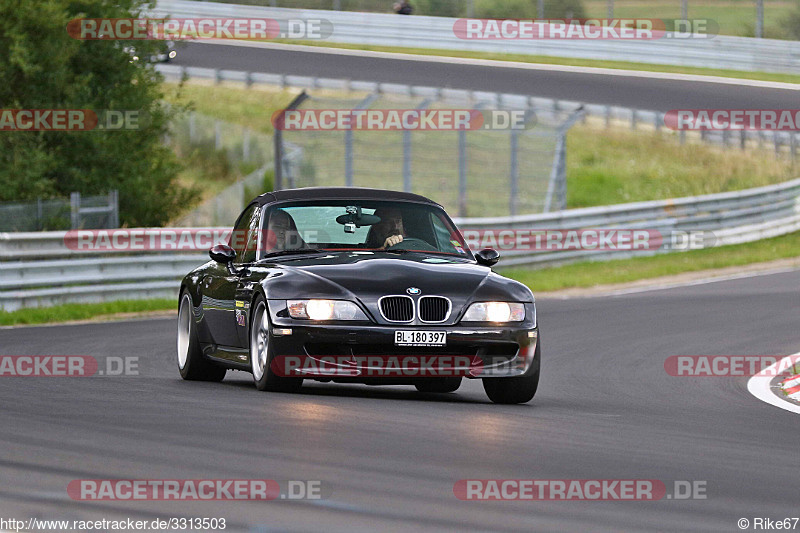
<box><xmin>153</xmin><ymin>0</ymin><xmax>800</xmax><ymax>74</ymax></box>
<box><xmin>155</xmin><ymin>63</ymin><xmax>800</xmax><ymax>157</ymax></box>
<box><xmin>2</xmin><ymin>178</ymin><xmax>799</xmax><ymax>311</ymax></box>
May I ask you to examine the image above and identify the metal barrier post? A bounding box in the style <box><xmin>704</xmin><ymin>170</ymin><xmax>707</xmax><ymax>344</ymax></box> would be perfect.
<box><xmin>756</xmin><ymin>0</ymin><xmax>764</xmax><ymax>38</ymax></box>
<box><xmin>109</xmin><ymin>190</ymin><xmax>119</xmax><ymax>228</ymax></box>
<box><xmin>509</xmin><ymin>109</ymin><xmax>537</xmax><ymax>216</ymax></box>
<box><xmin>458</xmin><ymin>128</ymin><xmax>467</xmax><ymax>217</ymax></box>
<box><xmin>403</xmin><ymin>99</ymin><xmax>432</xmax><ymax>193</ymax></box>
<box><xmin>545</xmin><ymin>107</ymin><xmax>584</xmax><ymax>212</ymax></box>
<box><xmin>345</xmin><ymin>93</ymin><xmax>379</xmax><ymax>187</ymax></box>
<box><xmin>274</xmin><ymin>91</ymin><xmax>310</xmax><ymax>190</ymax></box>
<box><xmin>36</xmin><ymin>198</ymin><xmax>43</xmax><ymax>231</ymax></box>
<box><xmin>509</xmin><ymin>130</ymin><xmax>519</xmax><ymax>216</ymax></box>
<box><xmin>70</xmin><ymin>192</ymin><xmax>81</xmax><ymax>229</ymax></box>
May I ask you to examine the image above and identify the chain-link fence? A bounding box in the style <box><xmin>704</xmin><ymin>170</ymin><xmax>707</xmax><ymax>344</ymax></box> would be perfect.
<box><xmin>168</xmin><ymin>111</ymin><xmax>275</xmax><ymax>226</ymax></box>
<box><xmin>276</xmin><ymin>90</ymin><xmax>583</xmax><ymax>217</ymax></box>
<box><xmin>169</xmin><ymin>111</ymin><xmax>273</xmax><ymax>170</ymax></box>
<box><xmin>173</xmin><ymin>165</ymin><xmax>273</xmax><ymax>226</ymax></box>
<box><xmin>0</xmin><ymin>191</ymin><xmax>118</xmax><ymax>232</ymax></box>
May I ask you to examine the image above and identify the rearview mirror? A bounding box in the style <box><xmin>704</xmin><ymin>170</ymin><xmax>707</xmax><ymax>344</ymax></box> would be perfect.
<box><xmin>209</xmin><ymin>243</ymin><xmax>236</xmax><ymax>264</ymax></box>
<box><xmin>475</xmin><ymin>248</ymin><xmax>500</xmax><ymax>266</ymax></box>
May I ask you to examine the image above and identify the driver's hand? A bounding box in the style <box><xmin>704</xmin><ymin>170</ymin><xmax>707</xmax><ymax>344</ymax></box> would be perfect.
<box><xmin>383</xmin><ymin>235</ymin><xmax>403</xmax><ymax>248</ymax></box>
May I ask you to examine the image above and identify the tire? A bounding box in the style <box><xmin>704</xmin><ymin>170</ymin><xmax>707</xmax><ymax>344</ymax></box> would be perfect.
<box><xmin>415</xmin><ymin>377</ymin><xmax>462</xmax><ymax>393</ymax></box>
<box><xmin>482</xmin><ymin>341</ymin><xmax>540</xmax><ymax>404</ymax></box>
<box><xmin>250</xmin><ymin>296</ymin><xmax>303</xmax><ymax>393</ymax></box>
<box><xmin>177</xmin><ymin>291</ymin><xmax>226</xmax><ymax>382</ymax></box>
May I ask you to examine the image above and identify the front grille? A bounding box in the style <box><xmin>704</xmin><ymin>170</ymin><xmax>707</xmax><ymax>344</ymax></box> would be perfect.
<box><xmin>379</xmin><ymin>296</ymin><xmax>414</xmax><ymax>322</ymax></box>
<box><xmin>419</xmin><ymin>296</ymin><xmax>451</xmax><ymax>323</ymax></box>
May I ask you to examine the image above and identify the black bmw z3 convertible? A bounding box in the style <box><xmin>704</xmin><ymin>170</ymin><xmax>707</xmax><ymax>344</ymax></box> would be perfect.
<box><xmin>177</xmin><ymin>187</ymin><xmax>540</xmax><ymax>404</ymax></box>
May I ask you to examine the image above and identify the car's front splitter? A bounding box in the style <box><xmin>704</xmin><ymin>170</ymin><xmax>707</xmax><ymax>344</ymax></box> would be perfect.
<box><xmin>264</xmin><ymin>319</ymin><xmax>538</xmax><ymax>380</ymax></box>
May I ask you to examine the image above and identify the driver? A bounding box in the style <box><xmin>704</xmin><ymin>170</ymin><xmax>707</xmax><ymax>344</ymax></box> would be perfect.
<box><xmin>368</xmin><ymin>207</ymin><xmax>404</xmax><ymax>249</ymax></box>
<box><xmin>265</xmin><ymin>209</ymin><xmax>305</xmax><ymax>251</ymax></box>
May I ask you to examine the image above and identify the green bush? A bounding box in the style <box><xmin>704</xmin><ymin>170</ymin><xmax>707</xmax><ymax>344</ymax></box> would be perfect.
<box><xmin>263</xmin><ymin>168</ymin><xmax>275</xmax><ymax>191</ymax></box>
<box><xmin>474</xmin><ymin>0</ymin><xmax>584</xmax><ymax>19</ymax></box>
<box><xmin>782</xmin><ymin>5</ymin><xmax>800</xmax><ymax>40</ymax></box>
<box><xmin>0</xmin><ymin>0</ymin><xmax>192</xmax><ymax>227</ymax></box>
<box><xmin>243</xmin><ymin>168</ymin><xmax>275</xmax><ymax>205</ymax></box>
<box><xmin>413</xmin><ymin>0</ymin><xmax>464</xmax><ymax>18</ymax></box>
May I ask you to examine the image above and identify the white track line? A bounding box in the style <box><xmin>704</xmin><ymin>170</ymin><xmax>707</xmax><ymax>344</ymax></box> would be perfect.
<box><xmin>537</xmin><ymin>264</ymin><xmax>800</xmax><ymax>300</ymax></box>
<box><xmin>605</xmin><ymin>266</ymin><xmax>800</xmax><ymax>297</ymax></box>
<box><xmin>192</xmin><ymin>39</ymin><xmax>800</xmax><ymax>91</ymax></box>
<box><xmin>747</xmin><ymin>352</ymin><xmax>800</xmax><ymax>415</ymax></box>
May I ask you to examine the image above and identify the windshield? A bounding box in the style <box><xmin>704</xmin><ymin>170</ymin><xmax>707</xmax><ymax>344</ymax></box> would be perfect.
<box><xmin>260</xmin><ymin>200</ymin><xmax>471</xmax><ymax>259</ymax></box>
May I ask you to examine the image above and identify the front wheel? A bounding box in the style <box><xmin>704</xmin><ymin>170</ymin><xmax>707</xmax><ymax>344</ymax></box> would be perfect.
<box><xmin>250</xmin><ymin>296</ymin><xmax>303</xmax><ymax>393</ymax></box>
<box><xmin>177</xmin><ymin>291</ymin><xmax>226</xmax><ymax>382</ymax></box>
<box><xmin>482</xmin><ymin>341</ymin><xmax>540</xmax><ymax>404</ymax></box>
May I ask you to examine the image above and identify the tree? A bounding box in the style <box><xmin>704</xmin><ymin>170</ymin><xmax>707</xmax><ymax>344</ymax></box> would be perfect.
<box><xmin>0</xmin><ymin>0</ymin><xmax>191</xmax><ymax>226</ymax></box>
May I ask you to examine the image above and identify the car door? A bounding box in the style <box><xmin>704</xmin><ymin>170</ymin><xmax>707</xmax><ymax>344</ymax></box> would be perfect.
<box><xmin>202</xmin><ymin>203</ymin><xmax>260</xmax><ymax>349</ymax></box>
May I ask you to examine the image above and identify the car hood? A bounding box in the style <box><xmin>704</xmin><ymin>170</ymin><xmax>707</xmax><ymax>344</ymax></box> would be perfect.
<box><xmin>256</xmin><ymin>253</ymin><xmax>533</xmax><ymax>324</ymax></box>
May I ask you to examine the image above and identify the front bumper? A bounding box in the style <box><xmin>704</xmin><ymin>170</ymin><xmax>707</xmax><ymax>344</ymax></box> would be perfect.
<box><xmin>266</xmin><ymin>301</ymin><xmax>538</xmax><ymax>380</ymax></box>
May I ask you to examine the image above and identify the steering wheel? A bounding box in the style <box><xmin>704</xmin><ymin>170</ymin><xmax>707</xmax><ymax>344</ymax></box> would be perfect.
<box><xmin>386</xmin><ymin>237</ymin><xmax>437</xmax><ymax>252</ymax></box>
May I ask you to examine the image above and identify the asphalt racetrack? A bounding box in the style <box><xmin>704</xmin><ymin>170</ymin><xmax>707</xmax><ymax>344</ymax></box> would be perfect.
<box><xmin>1</xmin><ymin>269</ymin><xmax>798</xmax><ymax>532</ymax></box>
<box><xmin>173</xmin><ymin>41</ymin><xmax>800</xmax><ymax>111</ymax></box>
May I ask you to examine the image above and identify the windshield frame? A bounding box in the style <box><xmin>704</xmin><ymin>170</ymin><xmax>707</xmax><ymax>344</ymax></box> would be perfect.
<box><xmin>257</xmin><ymin>198</ymin><xmax>474</xmax><ymax>261</ymax></box>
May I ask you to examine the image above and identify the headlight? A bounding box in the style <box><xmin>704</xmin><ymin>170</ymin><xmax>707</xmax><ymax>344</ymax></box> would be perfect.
<box><xmin>287</xmin><ymin>299</ymin><xmax>367</xmax><ymax>321</ymax></box>
<box><xmin>462</xmin><ymin>302</ymin><xmax>525</xmax><ymax>323</ymax></box>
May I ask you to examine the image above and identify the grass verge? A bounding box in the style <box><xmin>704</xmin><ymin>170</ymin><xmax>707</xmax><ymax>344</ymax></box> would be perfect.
<box><xmin>503</xmin><ymin>230</ymin><xmax>800</xmax><ymax>292</ymax></box>
<box><xmin>566</xmin><ymin>123</ymin><xmax>794</xmax><ymax>207</ymax></box>
<box><xmin>163</xmin><ymin>83</ymin><xmax>297</xmax><ymax>136</ymax></box>
<box><xmin>0</xmin><ymin>299</ymin><xmax>176</xmax><ymax>327</ymax></box>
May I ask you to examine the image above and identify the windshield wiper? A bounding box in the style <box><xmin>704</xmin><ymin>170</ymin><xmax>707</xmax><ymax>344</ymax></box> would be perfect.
<box><xmin>262</xmin><ymin>248</ymin><xmax>324</xmax><ymax>258</ymax></box>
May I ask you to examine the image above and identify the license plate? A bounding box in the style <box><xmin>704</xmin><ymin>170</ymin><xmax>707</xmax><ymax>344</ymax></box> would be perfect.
<box><xmin>394</xmin><ymin>330</ymin><xmax>447</xmax><ymax>346</ymax></box>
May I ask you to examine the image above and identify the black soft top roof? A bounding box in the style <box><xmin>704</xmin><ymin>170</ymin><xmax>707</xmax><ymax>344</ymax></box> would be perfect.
<box><xmin>256</xmin><ymin>187</ymin><xmax>439</xmax><ymax>206</ymax></box>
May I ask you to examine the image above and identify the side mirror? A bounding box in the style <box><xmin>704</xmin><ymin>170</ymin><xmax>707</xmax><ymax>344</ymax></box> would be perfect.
<box><xmin>209</xmin><ymin>243</ymin><xmax>236</xmax><ymax>265</ymax></box>
<box><xmin>475</xmin><ymin>248</ymin><xmax>500</xmax><ymax>266</ymax></box>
